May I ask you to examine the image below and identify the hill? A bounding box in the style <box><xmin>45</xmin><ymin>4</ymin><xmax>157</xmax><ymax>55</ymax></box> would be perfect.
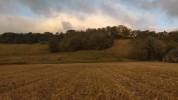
<box><xmin>105</xmin><ymin>39</ymin><xmax>133</xmax><ymax>58</ymax></box>
<box><xmin>0</xmin><ymin>39</ymin><xmax>132</xmax><ymax>64</ymax></box>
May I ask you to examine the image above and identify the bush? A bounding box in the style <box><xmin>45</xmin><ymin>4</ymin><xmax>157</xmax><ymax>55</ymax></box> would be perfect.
<box><xmin>163</xmin><ymin>49</ymin><xmax>178</xmax><ymax>63</ymax></box>
<box><xmin>132</xmin><ymin>36</ymin><xmax>166</xmax><ymax>60</ymax></box>
<box><xmin>48</xmin><ymin>37</ymin><xmax>60</xmax><ymax>53</ymax></box>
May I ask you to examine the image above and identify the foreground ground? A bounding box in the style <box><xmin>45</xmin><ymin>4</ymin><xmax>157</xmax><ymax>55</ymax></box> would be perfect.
<box><xmin>0</xmin><ymin>62</ymin><xmax>178</xmax><ymax>100</ymax></box>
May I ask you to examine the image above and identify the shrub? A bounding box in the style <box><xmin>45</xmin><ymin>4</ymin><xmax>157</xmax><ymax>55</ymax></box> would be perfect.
<box><xmin>48</xmin><ymin>37</ymin><xmax>60</xmax><ymax>53</ymax></box>
<box><xmin>163</xmin><ymin>49</ymin><xmax>178</xmax><ymax>63</ymax></box>
<box><xmin>132</xmin><ymin>36</ymin><xmax>166</xmax><ymax>60</ymax></box>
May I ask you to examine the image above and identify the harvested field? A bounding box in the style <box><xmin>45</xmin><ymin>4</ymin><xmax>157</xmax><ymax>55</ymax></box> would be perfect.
<box><xmin>0</xmin><ymin>62</ymin><xmax>178</xmax><ymax>100</ymax></box>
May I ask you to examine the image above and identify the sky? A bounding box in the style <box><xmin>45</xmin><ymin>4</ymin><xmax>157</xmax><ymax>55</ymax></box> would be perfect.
<box><xmin>0</xmin><ymin>0</ymin><xmax>178</xmax><ymax>33</ymax></box>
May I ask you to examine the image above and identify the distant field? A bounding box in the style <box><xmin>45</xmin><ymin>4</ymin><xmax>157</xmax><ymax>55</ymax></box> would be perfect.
<box><xmin>0</xmin><ymin>44</ymin><xmax>48</xmax><ymax>56</ymax></box>
<box><xmin>0</xmin><ymin>62</ymin><xmax>178</xmax><ymax>100</ymax></box>
<box><xmin>0</xmin><ymin>39</ymin><xmax>133</xmax><ymax>64</ymax></box>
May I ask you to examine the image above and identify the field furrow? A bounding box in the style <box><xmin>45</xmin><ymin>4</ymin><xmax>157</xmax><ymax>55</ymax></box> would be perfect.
<box><xmin>0</xmin><ymin>62</ymin><xmax>178</xmax><ymax>100</ymax></box>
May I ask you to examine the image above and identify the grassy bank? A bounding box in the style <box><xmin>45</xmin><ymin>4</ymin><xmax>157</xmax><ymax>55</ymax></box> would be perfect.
<box><xmin>0</xmin><ymin>39</ymin><xmax>133</xmax><ymax>64</ymax></box>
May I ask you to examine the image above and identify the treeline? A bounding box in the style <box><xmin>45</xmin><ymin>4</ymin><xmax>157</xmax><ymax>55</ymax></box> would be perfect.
<box><xmin>0</xmin><ymin>25</ymin><xmax>178</xmax><ymax>62</ymax></box>
<box><xmin>0</xmin><ymin>25</ymin><xmax>177</xmax><ymax>44</ymax></box>
<box><xmin>0</xmin><ymin>32</ymin><xmax>60</xmax><ymax>43</ymax></box>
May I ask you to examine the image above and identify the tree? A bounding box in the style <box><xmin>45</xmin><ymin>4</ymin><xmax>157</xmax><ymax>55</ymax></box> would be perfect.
<box><xmin>132</xmin><ymin>36</ymin><xmax>166</xmax><ymax>60</ymax></box>
<box><xmin>135</xmin><ymin>30</ymin><xmax>156</xmax><ymax>39</ymax></box>
<box><xmin>157</xmin><ymin>31</ymin><xmax>168</xmax><ymax>40</ymax></box>
<box><xmin>117</xmin><ymin>25</ymin><xmax>131</xmax><ymax>38</ymax></box>
<box><xmin>58</xmin><ymin>29</ymin><xmax>114</xmax><ymax>52</ymax></box>
<box><xmin>168</xmin><ymin>31</ymin><xmax>178</xmax><ymax>42</ymax></box>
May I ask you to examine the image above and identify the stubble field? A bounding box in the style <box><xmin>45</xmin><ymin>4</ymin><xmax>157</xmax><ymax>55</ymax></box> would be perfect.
<box><xmin>0</xmin><ymin>62</ymin><xmax>178</xmax><ymax>100</ymax></box>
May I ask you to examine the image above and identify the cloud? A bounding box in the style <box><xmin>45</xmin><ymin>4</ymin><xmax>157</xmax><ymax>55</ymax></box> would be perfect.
<box><xmin>19</xmin><ymin>0</ymin><xmax>100</xmax><ymax>17</ymax></box>
<box><xmin>0</xmin><ymin>0</ymin><xmax>21</xmax><ymax>15</ymax></box>
<box><xmin>0</xmin><ymin>15</ymin><xmax>39</xmax><ymax>33</ymax></box>
<box><xmin>0</xmin><ymin>15</ymin><xmax>61</xmax><ymax>33</ymax></box>
<box><xmin>151</xmin><ymin>0</ymin><xmax>178</xmax><ymax>17</ymax></box>
<box><xmin>0</xmin><ymin>0</ymin><xmax>177</xmax><ymax>32</ymax></box>
<box><xmin>123</xmin><ymin>0</ymin><xmax>178</xmax><ymax>17</ymax></box>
